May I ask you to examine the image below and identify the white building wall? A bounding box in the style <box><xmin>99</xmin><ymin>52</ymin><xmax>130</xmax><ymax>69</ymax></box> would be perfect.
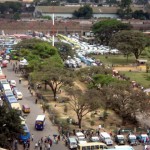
<box><xmin>42</xmin><ymin>13</ymin><xmax>118</xmax><ymax>18</ymax></box>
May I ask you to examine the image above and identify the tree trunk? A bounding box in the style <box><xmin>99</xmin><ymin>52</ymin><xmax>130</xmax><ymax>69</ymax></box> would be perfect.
<box><xmin>126</xmin><ymin>54</ymin><xmax>129</xmax><ymax>63</ymax></box>
<box><xmin>53</xmin><ymin>89</ymin><xmax>57</xmax><ymax>101</ymax></box>
<box><xmin>78</xmin><ymin>117</ymin><xmax>82</xmax><ymax>129</ymax></box>
<box><xmin>44</xmin><ymin>80</ymin><xmax>47</xmax><ymax>90</ymax></box>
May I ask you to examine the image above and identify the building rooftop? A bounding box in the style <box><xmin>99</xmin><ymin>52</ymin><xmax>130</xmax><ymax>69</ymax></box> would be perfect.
<box><xmin>35</xmin><ymin>5</ymin><xmax>145</xmax><ymax>14</ymax></box>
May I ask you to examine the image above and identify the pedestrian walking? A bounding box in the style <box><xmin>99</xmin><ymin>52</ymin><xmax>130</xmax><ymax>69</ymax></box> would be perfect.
<box><xmin>40</xmin><ymin>145</ymin><xmax>42</xmax><ymax>150</ymax></box>
<box><xmin>19</xmin><ymin>78</ymin><xmax>22</xmax><ymax>84</ymax></box>
<box><xmin>28</xmin><ymin>85</ymin><xmax>30</xmax><ymax>90</ymax></box>
<box><xmin>41</xmin><ymin>137</ymin><xmax>43</xmax><ymax>143</ymax></box>
<box><xmin>35</xmin><ymin>142</ymin><xmax>38</xmax><ymax>149</ymax></box>
<box><xmin>31</xmin><ymin>134</ymin><xmax>34</xmax><ymax>141</ymax></box>
<box><xmin>35</xmin><ymin>99</ymin><xmax>38</xmax><ymax>104</ymax></box>
<box><xmin>38</xmin><ymin>140</ymin><xmax>41</xmax><ymax>147</ymax></box>
<box><xmin>58</xmin><ymin>135</ymin><xmax>60</xmax><ymax>141</ymax></box>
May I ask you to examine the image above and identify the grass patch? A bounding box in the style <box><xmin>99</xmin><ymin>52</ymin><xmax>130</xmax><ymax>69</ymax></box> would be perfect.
<box><xmin>89</xmin><ymin>54</ymin><xmax>149</xmax><ymax>65</ymax></box>
<box><xmin>121</xmin><ymin>71</ymin><xmax>150</xmax><ymax>88</ymax></box>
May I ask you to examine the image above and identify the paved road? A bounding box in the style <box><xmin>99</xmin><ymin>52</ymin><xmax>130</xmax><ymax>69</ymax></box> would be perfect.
<box><xmin>2</xmin><ymin>62</ymin><xmax>68</xmax><ymax>150</ymax></box>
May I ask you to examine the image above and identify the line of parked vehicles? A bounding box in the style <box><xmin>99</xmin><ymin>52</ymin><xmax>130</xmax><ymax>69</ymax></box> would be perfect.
<box><xmin>66</xmin><ymin>130</ymin><xmax>150</xmax><ymax>150</ymax></box>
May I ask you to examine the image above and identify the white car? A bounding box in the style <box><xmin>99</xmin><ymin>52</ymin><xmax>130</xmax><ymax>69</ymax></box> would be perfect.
<box><xmin>10</xmin><ymin>80</ymin><xmax>16</xmax><ymax>87</ymax></box>
<box><xmin>14</xmin><ymin>91</ymin><xmax>23</xmax><ymax>100</ymax></box>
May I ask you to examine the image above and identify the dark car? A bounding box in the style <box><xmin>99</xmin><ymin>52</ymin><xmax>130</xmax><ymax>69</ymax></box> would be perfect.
<box><xmin>127</xmin><ymin>134</ymin><xmax>138</xmax><ymax>146</ymax></box>
<box><xmin>115</xmin><ymin>135</ymin><xmax>125</xmax><ymax>145</ymax></box>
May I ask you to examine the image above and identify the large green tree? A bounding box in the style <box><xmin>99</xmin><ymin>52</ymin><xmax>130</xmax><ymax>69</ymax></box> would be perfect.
<box><xmin>0</xmin><ymin>106</ymin><xmax>22</xmax><ymax>149</ymax></box>
<box><xmin>109</xmin><ymin>30</ymin><xmax>150</xmax><ymax>59</ymax></box>
<box><xmin>73</xmin><ymin>5</ymin><xmax>93</xmax><ymax>19</ymax></box>
<box><xmin>92</xmin><ymin>19</ymin><xmax>132</xmax><ymax>45</ymax></box>
<box><xmin>31</xmin><ymin>60</ymin><xmax>73</xmax><ymax>100</ymax></box>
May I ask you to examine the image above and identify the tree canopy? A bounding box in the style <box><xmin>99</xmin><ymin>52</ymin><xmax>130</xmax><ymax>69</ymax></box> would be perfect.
<box><xmin>66</xmin><ymin>88</ymin><xmax>100</xmax><ymax>128</ymax></box>
<box><xmin>101</xmin><ymin>83</ymin><xmax>150</xmax><ymax>124</ymax></box>
<box><xmin>117</xmin><ymin>0</ymin><xmax>132</xmax><ymax>19</ymax></box>
<box><xmin>109</xmin><ymin>30</ymin><xmax>150</xmax><ymax>59</ymax></box>
<box><xmin>0</xmin><ymin>106</ymin><xmax>22</xmax><ymax>149</ymax></box>
<box><xmin>55</xmin><ymin>42</ymin><xmax>75</xmax><ymax>60</ymax></box>
<box><xmin>73</xmin><ymin>5</ymin><xmax>93</xmax><ymax>19</ymax></box>
<box><xmin>0</xmin><ymin>2</ymin><xmax>22</xmax><ymax>14</ymax></box>
<box><xmin>92</xmin><ymin>19</ymin><xmax>132</xmax><ymax>45</ymax></box>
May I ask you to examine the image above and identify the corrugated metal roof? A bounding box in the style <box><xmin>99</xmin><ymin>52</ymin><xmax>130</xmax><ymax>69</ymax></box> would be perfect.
<box><xmin>35</xmin><ymin>6</ymin><xmax>145</xmax><ymax>14</ymax></box>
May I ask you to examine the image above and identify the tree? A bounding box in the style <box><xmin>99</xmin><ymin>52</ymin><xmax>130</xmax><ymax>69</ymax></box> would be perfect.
<box><xmin>92</xmin><ymin>19</ymin><xmax>132</xmax><ymax>45</ymax></box>
<box><xmin>117</xmin><ymin>0</ymin><xmax>132</xmax><ymax>19</ymax></box>
<box><xmin>109</xmin><ymin>30</ymin><xmax>150</xmax><ymax>59</ymax></box>
<box><xmin>73</xmin><ymin>5</ymin><xmax>93</xmax><ymax>19</ymax></box>
<box><xmin>105</xmin><ymin>83</ymin><xmax>150</xmax><ymax>124</ymax></box>
<box><xmin>89</xmin><ymin>74</ymin><xmax>119</xmax><ymax>88</ymax></box>
<box><xmin>0</xmin><ymin>106</ymin><xmax>22</xmax><ymax>149</ymax></box>
<box><xmin>132</xmin><ymin>10</ymin><xmax>150</xmax><ymax>20</ymax></box>
<box><xmin>55</xmin><ymin>42</ymin><xmax>75</xmax><ymax>60</ymax></box>
<box><xmin>31</xmin><ymin>65</ymin><xmax>73</xmax><ymax>100</ymax></box>
<box><xmin>66</xmin><ymin>88</ymin><xmax>100</xmax><ymax>128</ymax></box>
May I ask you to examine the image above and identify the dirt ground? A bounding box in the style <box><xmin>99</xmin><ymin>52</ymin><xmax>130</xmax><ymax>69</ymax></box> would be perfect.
<box><xmin>113</xmin><ymin>65</ymin><xmax>146</xmax><ymax>72</ymax></box>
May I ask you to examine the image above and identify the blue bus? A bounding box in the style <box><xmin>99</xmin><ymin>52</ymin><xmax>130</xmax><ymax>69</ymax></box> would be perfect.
<box><xmin>35</xmin><ymin>115</ymin><xmax>45</xmax><ymax>130</ymax></box>
<box><xmin>19</xmin><ymin>124</ymin><xmax>30</xmax><ymax>143</ymax></box>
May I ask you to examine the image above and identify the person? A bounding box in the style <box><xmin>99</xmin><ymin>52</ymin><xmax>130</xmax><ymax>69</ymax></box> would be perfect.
<box><xmin>58</xmin><ymin>135</ymin><xmax>60</xmax><ymax>141</ymax></box>
<box><xmin>19</xmin><ymin>78</ymin><xmax>22</xmax><ymax>84</ymax></box>
<box><xmin>47</xmin><ymin>143</ymin><xmax>51</xmax><ymax>150</ymax></box>
<box><xmin>31</xmin><ymin>134</ymin><xmax>34</xmax><ymax>141</ymax></box>
<box><xmin>35</xmin><ymin>142</ymin><xmax>38</xmax><ymax>149</ymax></box>
<box><xmin>35</xmin><ymin>99</ymin><xmax>38</xmax><ymax>104</ymax></box>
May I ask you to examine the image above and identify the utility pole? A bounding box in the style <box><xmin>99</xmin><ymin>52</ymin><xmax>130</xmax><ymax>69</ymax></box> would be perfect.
<box><xmin>52</xmin><ymin>5</ymin><xmax>55</xmax><ymax>46</ymax></box>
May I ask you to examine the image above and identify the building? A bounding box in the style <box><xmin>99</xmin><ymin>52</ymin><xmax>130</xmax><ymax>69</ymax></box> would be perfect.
<box><xmin>34</xmin><ymin>5</ymin><xmax>146</xmax><ymax>19</ymax></box>
<box><xmin>34</xmin><ymin>6</ymin><xmax>119</xmax><ymax>19</ymax></box>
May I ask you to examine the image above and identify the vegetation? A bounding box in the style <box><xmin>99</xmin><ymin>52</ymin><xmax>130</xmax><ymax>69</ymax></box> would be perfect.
<box><xmin>0</xmin><ymin>106</ymin><xmax>22</xmax><ymax>149</ymax></box>
<box><xmin>73</xmin><ymin>5</ymin><xmax>93</xmax><ymax>19</ymax></box>
<box><xmin>55</xmin><ymin>42</ymin><xmax>75</xmax><ymax>60</ymax></box>
<box><xmin>109</xmin><ymin>30</ymin><xmax>150</xmax><ymax>59</ymax></box>
<box><xmin>117</xmin><ymin>0</ymin><xmax>132</xmax><ymax>19</ymax></box>
<box><xmin>92</xmin><ymin>19</ymin><xmax>132</xmax><ymax>45</ymax></box>
<box><xmin>0</xmin><ymin>2</ymin><xmax>22</xmax><ymax>14</ymax></box>
<box><xmin>66</xmin><ymin>88</ymin><xmax>100</xmax><ymax>128</ymax></box>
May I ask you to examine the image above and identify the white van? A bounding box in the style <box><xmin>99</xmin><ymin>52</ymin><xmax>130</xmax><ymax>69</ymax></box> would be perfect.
<box><xmin>76</xmin><ymin>132</ymin><xmax>87</xmax><ymax>144</ymax></box>
<box><xmin>15</xmin><ymin>91</ymin><xmax>23</xmax><ymax>100</ymax></box>
<box><xmin>68</xmin><ymin>137</ymin><xmax>77</xmax><ymax>149</ymax></box>
<box><xmin>100</xmin><ymin>132</ymin><xmax>113</xmax><ymax>146</ymax></box>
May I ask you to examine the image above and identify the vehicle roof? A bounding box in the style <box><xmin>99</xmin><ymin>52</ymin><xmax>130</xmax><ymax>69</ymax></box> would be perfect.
<box><xmin>100</xmin><ymin>132</ymin><xmax>110</xmax><ymax>137</ymax></box>
<box><xmin>23</xmin><ymin>124</ymin><xmax>30</xmax><ymax>132</ymax></box>
<box><xmin>22</xmin><ymin>104</ymin><xmax>30</xmax><ymax>108</ymax></box>
<box><xmin>0</xmin><ymin>79</ymin><xmax>8</xmax><ymax>83</ymax></box>
<box><xmin>68</xmin><ymin>137</ymin><xmax>77</xmax><ymax>142</ymax></box>
<box><xmin>141</xmin><ymin>134</ymin><xmax>148</xmax><ymax>137</ymax></box>
<box><xmin>78</xmin><ymin>142</ymin><xmax>106</xmax><ymax>146</ymax></box>
<box><xmin>10</xmin><ymin>80</ymin><xmax>16</xmax><ymax>82</ymax></box>
<box><xmin>4</xmin><ymin>90</ymin><xmax>13</xmax><ymax>95</ymax></box>
<box><xmin>115</xmin><ymin>145</ymin><xmax>134</xmax><ymax>150</ymax></box>
<box><xmin>117</xmin><ymin>135</ymin><xmax>124</xmax><ymax>138</ymax></box>
<box><xmin>7</xmin><ymin>96</ymin><xmax>17</xmax><ymax>103</ymax></box>
<box><xmin>11</xmin><ymin>103</ymin><xmax>21</xmax><ymax>110</ymax></box>
<box><xmin>129</xmin><ymin>135</ymin><xmax>136</xmax><ymax>138</ymax></box>
<box><xmin>91</xmin><ymin>136</ymin><xmax>99</xmax><ymax>139</ymax></box>
<box><xmin>3</xmin><ymin>83</ymin><xmax>11</xmax><ymax>88</ymax></box>
<box><xmin>36</xmin><ymin>115</ymin><xmax>45</xmax><ymax>121</ymax></box>
<box><xmin>76</xmin><ymin>132</ymin><xmax>84</xmax><ymax>137</ymax></box>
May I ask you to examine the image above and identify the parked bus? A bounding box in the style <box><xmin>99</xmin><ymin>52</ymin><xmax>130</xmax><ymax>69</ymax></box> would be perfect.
<box><xmin>35</xmin><ymin>115</ymin><xmax>45</xmax><ymax>130</ymax></box>
<box><xmin>77</xmin><ymin>142</ymin><xmax>108</xmax><ymax>150</ymax></box>
<box><xmin>19</xmin><ymin>123</ymin><xmax>30</xmax><ymax>143</ymax></box>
